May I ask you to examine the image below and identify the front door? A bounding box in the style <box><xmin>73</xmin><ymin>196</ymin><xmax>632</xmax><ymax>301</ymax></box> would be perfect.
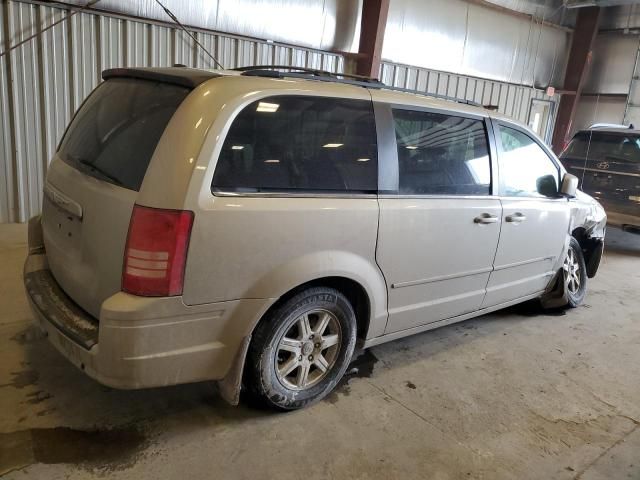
<box><xmin>483</xmin><ymin>122</ymin><xmax>570</xmax><ymax>308</ymax></box>
<box><xmin>375</xmin><ymin>105</ymin><xmax>502</xmax><ymax>334</ymax></box>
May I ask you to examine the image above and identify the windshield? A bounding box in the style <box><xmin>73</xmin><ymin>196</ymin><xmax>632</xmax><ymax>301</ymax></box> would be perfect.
<box><xmin>58</xmin><ymin>78</ymin><xmax>190</xmax><ymax>191</ymax></box>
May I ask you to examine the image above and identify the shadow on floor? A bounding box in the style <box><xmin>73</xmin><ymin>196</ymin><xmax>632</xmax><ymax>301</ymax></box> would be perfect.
<box><xmin>604</xmin><ymin>226</ymin><xmax>640</xmax><ymax>256</ymax></box>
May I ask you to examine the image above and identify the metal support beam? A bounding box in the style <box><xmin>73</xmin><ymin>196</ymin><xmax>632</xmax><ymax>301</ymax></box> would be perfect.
<box><xmin>356</xmin><ymin>0</ymin><xmax>390</xmax><ymax>79</ymax></box>
<box><xmin>551</xmin><ymin>7</ymin><xmax>602</xmax><ymax>153</ymax></box>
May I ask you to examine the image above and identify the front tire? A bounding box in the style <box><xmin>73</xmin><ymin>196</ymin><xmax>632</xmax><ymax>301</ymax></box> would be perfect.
<box><xmin>244</xmin><ymin>287</ymin><xmax>357</xmax><ymax>410</ymax></box>
<box><xmin>563</xmin><ymin>237</ymin><xmax>588</xmax><ymax>308</ymax></box>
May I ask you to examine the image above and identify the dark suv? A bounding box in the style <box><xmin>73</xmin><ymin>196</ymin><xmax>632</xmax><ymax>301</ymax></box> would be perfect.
<box><xmin>560</xmin><ymin>127</ymin><xmax>640</xmax><ymax>233</ymax></box>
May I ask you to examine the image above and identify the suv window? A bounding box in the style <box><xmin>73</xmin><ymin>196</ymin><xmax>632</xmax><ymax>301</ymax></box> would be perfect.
<box><xmin>563</xmin><ymin>131</ymin><xmax>640</xmax><ymax>163</ymax></box>
<box><xmin>212</xmin><ymin>96</ymin><xmax>377</xmax><ymax>193</ymax></box>
<box><xmin>498</xmin><ymin>126</ymin><xmax>559</xmax><ymax>197</ymax></box>
<box><xmin>392</xmin><ymin>109</ymin><xmax>491</xmax><ymax>195</ymax></box>
<box><xmin>59</xmin><ymin>78</ymin><xmax>190</xmax><ymax>191</ymax></box>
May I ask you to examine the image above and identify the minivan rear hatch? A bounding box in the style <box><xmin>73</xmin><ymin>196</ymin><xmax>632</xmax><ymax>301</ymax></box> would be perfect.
<box><xmin>42</xmin><ymin>70</ymin><xmax>200</xmax><ymax>319</ymax></box>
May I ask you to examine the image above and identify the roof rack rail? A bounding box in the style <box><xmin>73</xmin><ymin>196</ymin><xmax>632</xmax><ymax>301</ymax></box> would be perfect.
<box><xmin>379</xmin><ymin>84</ymin><xmax>483</xmax><ymax>107</ymax></box>
<box><xmin>233</xmin><ymin>65</ymin><xmax>384</xmax><ymax>88</ymax></box>
<box><xmin>232</xmin><ymin>65</ymin><xmax>482</xmax><ymax>108</ymax></box>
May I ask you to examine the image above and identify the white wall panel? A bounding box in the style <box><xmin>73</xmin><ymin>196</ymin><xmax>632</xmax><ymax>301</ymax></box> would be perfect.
<box><xmin>383</xmin><ymin>0</ymin><xmax>570</xmax><ymax>88</ymax></box>
<box><xmin>584</xmin><ymin>33</ymin><xmax>639</xmax><ymax>95</ymax></box>
<box><xmin>572</xmin><ymin>96</ymin><xmax>627</xmax><ymax>135</ymax></box>
<box><xmin>62</xmin><ymin>0</ymin><xmax>362</xmax><ymax>53</ymax></box>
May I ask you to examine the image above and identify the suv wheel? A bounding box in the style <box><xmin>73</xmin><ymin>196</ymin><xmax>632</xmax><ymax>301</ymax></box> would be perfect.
<box><xmin>563</xmin><ymin>237</ymin><xmax>588</xmax><ymax>307</ymax></box>
<box><xmin>244</xmin><ymin>287</ymin><xmax>357</xmax><ymax>410</ymax></box>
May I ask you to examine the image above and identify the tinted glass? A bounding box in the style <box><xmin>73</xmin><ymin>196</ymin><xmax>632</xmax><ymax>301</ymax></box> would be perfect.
<box><xmin>59</xmin><ymin>78</ymin><xmax>190</xmax><ymax>191</ymax></box>
<box><xmin>212</xmin><ymin>96</ymin><xmax>377</xmax><ymax>193</ymax></box>
<box><xmin>392</xmin><ymin>109</ymin><xmax>491</xmax><ymax>195</ymax></box>
<box><xmin>562</xmin><ymin>131</ymin><xmax>640</xmax><ymax>163</ymax></box>
<box><xmin>499</xmin><ymin>126</ymin><xmax>559</xmax><ymax>197</ymax></box>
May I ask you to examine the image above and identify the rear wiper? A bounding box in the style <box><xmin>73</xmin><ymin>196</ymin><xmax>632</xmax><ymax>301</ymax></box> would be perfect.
<box><xmin>74</xmin><ymin>156</ymin><xmax>125</xmax><ymax>187</ymax></box>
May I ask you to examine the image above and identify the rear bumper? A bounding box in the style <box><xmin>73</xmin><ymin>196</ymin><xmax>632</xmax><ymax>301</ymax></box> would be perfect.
<box><xmin>24</xmin><ymin>216</ymin><xmax>272</xmax><ymax>390</ymax></box>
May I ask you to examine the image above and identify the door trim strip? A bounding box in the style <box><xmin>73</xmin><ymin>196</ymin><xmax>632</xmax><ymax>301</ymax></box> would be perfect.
<box><xmin>391</xmin><ymin>266</ymin><xmax>493</xmax><ymax>289</ymax></box>
<box><xmin>493</xmin><ymin>255</ymin><xmax>554</xmax><ymax>272</ymax></box>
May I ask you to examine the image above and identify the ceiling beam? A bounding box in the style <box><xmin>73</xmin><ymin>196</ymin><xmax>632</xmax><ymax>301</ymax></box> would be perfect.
<box><xmin>356</xmin><ymin>0</ymin><xmax>391</xmax><ymax>78</ymax></box>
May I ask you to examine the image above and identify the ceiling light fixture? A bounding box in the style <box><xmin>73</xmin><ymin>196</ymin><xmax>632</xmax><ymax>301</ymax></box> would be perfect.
<box><xmin>256</xmin><ymin>102</ymin><xmax>279</xmax><ymax>113</ymax></box>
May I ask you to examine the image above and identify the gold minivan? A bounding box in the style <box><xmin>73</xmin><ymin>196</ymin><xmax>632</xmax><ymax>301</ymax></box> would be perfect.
<box><xmin>24</xmin><ymin>66</ymin><xmax>606</xmax><ymax>410</ymax></box>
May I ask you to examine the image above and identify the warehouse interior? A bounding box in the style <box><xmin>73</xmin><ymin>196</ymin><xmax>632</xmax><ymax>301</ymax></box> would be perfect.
<box><xmin>1</xmin><ymin>0</ymin><xmax>640</xmax><ymax>478</ymax></box>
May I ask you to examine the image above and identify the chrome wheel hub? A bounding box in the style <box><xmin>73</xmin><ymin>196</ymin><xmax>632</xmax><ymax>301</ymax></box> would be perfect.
<box><xmin>563</xmin><ymin>247</ymin><xmax>581</xmax><ymax>295</ymax></box>
<box><xmin>301</xmin><ymin>342</ymin><xmax>314</xmax><ymax>356</ymax></box>
<box><xmin>274</xmin><ymin>309</ymin><xmax>341</xmax><ymax>390</ymax></box>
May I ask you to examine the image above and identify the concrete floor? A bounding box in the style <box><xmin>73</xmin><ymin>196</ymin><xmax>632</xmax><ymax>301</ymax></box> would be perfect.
<box><xmin>1</xmin><ymin>224</ymin><xmax>639</xmax><ymax>480</ymax></box>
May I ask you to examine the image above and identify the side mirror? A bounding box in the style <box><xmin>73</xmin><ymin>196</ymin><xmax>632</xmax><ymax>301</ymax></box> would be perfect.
<box><xmin>559</xmin><ymin>173</ymin><xmax>578</xmax><ymax>198</ymax></box>
<box><xmin>536</xmin><ymin>174</ymin><xmax>558</xmax><ymax>198</ymax></box>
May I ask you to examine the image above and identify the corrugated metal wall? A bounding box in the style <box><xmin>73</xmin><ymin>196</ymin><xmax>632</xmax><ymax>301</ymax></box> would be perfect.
<box><xmin>380</xmin><ymin>61</ymin><xmax>559</xmax><ymax>130</ymax></box>
<box><xmin>1</xmin><ymin>0</ymin><xmax>557</xmax><ymax>223</ymax></box>
<box><xmin>0</xmin><ymin>0</ymin><xmax>345</xmax><ymax>223</ymax></box>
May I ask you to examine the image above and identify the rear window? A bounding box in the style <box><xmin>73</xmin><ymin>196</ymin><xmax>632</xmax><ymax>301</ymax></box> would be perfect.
<box><xmin>212</xmin><ymin>95</ymin><xmax>378</xmax><ymax>193</ymax></box>
<box><xmin>562</xmin><ymin>131</ymin><xmax>640</xmax><ymax>163</ymax></box>
<box><xmin>58</xmin><ymin>78</ymin><xmax>190</xmax><ymax>191</ymax></box>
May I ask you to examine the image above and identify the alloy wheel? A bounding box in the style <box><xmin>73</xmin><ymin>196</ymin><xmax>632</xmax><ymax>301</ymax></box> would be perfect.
<box><xmin>563</xmin><ymin>247</ymin><xmax>581</xmax><ymax>295</ymax></box>
<box><xmin>274</xmin><ymin>309</ymin><xmax>341</xmax><ymax>390</ymax></box>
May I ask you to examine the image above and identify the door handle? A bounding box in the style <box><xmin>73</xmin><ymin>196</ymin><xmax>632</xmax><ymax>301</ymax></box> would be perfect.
<box><xmin>505</xmin><ymin>213</ymin><xmax>527</xmax><ymax>223</ymax></box>
<box><xmin>474</xmin><ymin>213</ymin><xmax>499</xmax><ymax>224</ymax></box>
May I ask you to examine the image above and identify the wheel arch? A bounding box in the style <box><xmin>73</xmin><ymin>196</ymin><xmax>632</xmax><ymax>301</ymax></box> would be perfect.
<box><xmin>217</xmin><ymin>256</ymin><xmax>388</xmax><ymax>406</ymax></box>
<box><xmin>571</xmin><ymin>226</ymin><xmax>603</xmax><ymax>278</ymax></box>
<box><xmin>254</xmin><ymin>276</ymin><xmax>373</xmax><ymax>344</ymax></box>
<box><xmin>241</xmin><ymin>250</ymin><xmax>387</xmax><ymax>339</ymax></box>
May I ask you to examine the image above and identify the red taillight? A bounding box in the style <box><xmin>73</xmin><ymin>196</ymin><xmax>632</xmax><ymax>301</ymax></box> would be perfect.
<box><xmin>122</xmin><ymin>205</ymin><xmax>194</xmax><ymax>297</ymax></box>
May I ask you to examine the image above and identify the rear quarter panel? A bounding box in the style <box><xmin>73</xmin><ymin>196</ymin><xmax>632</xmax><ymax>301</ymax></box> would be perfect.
<box><xmin>181</xmin><ymin>197</ymin><xmax>386</xmax><ymax>336</ymax></box>
<box><xmin>179</xmin><ymin>77</ymin><xmax>389</xmax><ymax>339</ymax></box>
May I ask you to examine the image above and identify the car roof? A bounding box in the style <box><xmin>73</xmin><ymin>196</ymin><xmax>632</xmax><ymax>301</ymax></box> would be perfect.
<box><xmin>102</xmin><ymin>66</ymin><xmax>493</xmax><ymax>119</ymax></box>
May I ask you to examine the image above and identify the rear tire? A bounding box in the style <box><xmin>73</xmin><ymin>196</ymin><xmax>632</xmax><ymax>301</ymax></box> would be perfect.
<box><xmin>563</xmin><ymin>237</ymin><xmax>588</xmax><ymax>308</ymax></box>
<box><xmin>244</xmin><ymin>287</ymin><xmax>357</xmax><ymax>410</ymax></box>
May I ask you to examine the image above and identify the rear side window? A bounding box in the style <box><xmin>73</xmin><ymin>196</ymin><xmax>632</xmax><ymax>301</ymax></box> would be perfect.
<box><xmin>212</xmin><ymin>96</ymin><xmax>377</xmax><ymax>193</ymax></box>
<box><xmin>392</xmin><ymin>109</ymin><xmax>491</xmax><ymax>195</ymax></box>
<box><xmin>58</xmin><ymin>78</ymin><xmax>190</xmax><ymax>191</ymax></box>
